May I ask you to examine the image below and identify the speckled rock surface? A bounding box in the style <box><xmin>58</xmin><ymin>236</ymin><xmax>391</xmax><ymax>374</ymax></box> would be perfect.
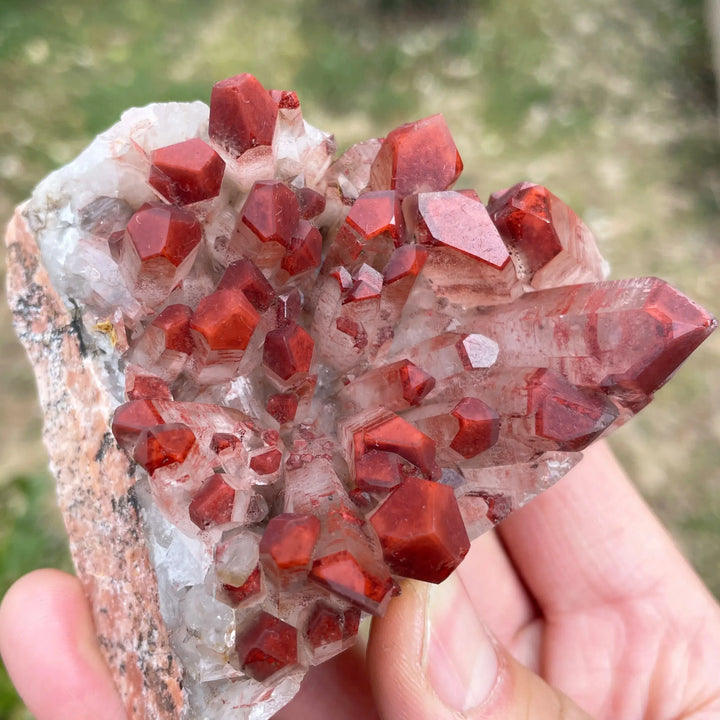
<box><xmin>5</xmin><ymin>207</ymin><xmax>184</xmax><ymax>720</ymax></box>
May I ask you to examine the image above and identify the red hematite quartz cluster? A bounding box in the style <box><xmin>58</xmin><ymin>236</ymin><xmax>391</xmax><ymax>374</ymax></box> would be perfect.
<box><xmin>17</xmin><ymin>72</ymin><xmax>716</xmax><ymax>717</ymax></box>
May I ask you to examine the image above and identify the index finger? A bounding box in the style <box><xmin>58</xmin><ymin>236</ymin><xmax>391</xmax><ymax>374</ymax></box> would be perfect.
<box><xmin>496</xmin><ymin>441</ymin><xmax>718</xmax><ymax>619</ymax></box>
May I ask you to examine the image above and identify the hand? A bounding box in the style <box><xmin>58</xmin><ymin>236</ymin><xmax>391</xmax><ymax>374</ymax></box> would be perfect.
<box><xmin>2</xmin><ymin>442</ymin><xmax>719</xmax><ymax>719</ymax></box>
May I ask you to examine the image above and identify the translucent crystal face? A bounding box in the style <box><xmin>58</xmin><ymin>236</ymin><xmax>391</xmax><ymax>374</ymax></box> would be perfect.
<box><xmin>25</xmin><ymin>73</ymin><xmax>715</xmax><ymax>718</ymax></box>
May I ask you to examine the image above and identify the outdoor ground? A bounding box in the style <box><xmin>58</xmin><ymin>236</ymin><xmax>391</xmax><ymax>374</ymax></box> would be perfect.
<box><xmin>1</xmin><ymin>1</ymin><xmax>719</xmax><ymax>717</ymax></box>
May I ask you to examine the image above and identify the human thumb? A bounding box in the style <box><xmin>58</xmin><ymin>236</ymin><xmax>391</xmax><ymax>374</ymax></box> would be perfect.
<box><xmin>367</xmin><ymin>573</ymin><xmax>594</xmax><ymax>719</ymax></box>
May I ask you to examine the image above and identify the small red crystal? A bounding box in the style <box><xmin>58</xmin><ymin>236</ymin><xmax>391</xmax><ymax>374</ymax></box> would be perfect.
<box><xmin>305</xmin><ymin>603</ymin><xmax>343</xmax><ymax>649</ymax></box>
<box><xmin>111</xmin><ymin>400</ymin><xmax>164</xmax><ymax>448</ymax></box>
<box><xmin>210</xmin><ymin>432</ymin><xmax>242</xmax><ymax>454</ymax></box>
<box><xmin>126</xmin><ymin>373</ymin><xmax>172</xmax><ymax>401</ymax></box>
<box><xmin>449</xmin><ymin>397</ymin><xmax>500</xmax><ymax>459</ymax></box>
<box><xmin>236</xmin><ymin>611</ymin><xmax>298</xmax><ymax>682</ymax></box>
<box><xmin>124</xmin><ymin>204</ymin><xmax>202</xmax><ymax>266</ymax></box>
<box><xmin>270</xmin><ymin>89</ymin><xmax>301</xmax><ymax>109</ymax></box>
<box><xmin>149</xmin><ymin>138</ymin><xmax>225</xmax><ymax>205</ymax></box>
<box><xmin>295</xmin><ymin>187</ymin><xmax>326</xmax><ymax>219</ymax></box>
<box><xmin>266</xmin><ymin>393</ymin><xmax>299</xmax><ymax>424</ymax></box>
<box><xmin>281</xmin><ymin>220</ymin><xmax>323</xmax><ymax>276</ymax></box>
<box><xmin>263</xmin><ymin>322</ymin><xmax>314</xmax><ymax>381</ymax></box>
<box><xmin>209</xmin><ymin>74</ymin><xmax>278</xmax><ymax>155</ymax></box>
<box><xmin>133</xmin><ymin>423</ymin><xmax>196</xmax><ymax>474</ymax></box>
<box><xmin>383</xmin><ymin>245</ymin><xmax>428</xmax><ymax>284</ymax></box>
<box><xmin>223</xmin><ymin>566</ymin><xmax>263</xmax><ymax>606</ymax></box>
<box><xmin>335</xmin><ymin>317</ymin><xmax>368</xmax><ymax>350</ymax></box>
<box><xmin>398</xmin><ymin>361</ymin><xmax>436</xmax><ymax>406</ymax></box>
<box><xmin>528</xmin><ymin>369</ymin><xmax>618</xmax><ymax>450</ymax></box>
<box><xmin>345</xmin><ymin>264</ymin><xmax>383</xmax><ymax>303</ymax></box>
<box><xmin>190</xmin><ymin>289</ymin><xmax>260</xmax><ymax>351</ymax></box>
<box><xmin>362</xmin><ymin>414</ymin><xmax>436</xmax><ymax>477</ymax></box>
<box><xmin>260</xmin><ymin>513</ymin><xmax>320</xmax><ymax>571</ymax></box>
<box><xmin>369</xmin><ymin>114</ymin><xmax>463</xmax><ymax>198</ymax></box>
<box><xmin>354</xmin><ymin>450</ymin><xmax>403</xmax><ymax>492</ymax></box>
<box><xmin>217</xmin><ymin>259</ymin><xmax>276</xmax><ymax>312</ymax></box>
<box><xmin>189</xmin><ymin>474</ymin><xmax>235</xmax><ymax>530</ymax></box>
<box><xmin>369</xmin><ymin>476</ymin><xmax>470</xmax><ymax>583</ymax></box>
<box><xmin>151</xmin><ymin>304</ymin><xmax>194</xmax><ymax>354</ymax></box>
<box><xmin>310</xmin><ymin>550</ymin><xmax>393</xmax><ymax>615</ymax></box>
<box><xmin>346</xmin><ymin>191</ymin><xmax>403</xmax><ymax>242</ymax></box>
<box><xmin>250</xmin><ymin>447</ymin><xmax>282</xmax><ymax>475</ymax></box>
<box><xmin>237</xmin><ymin>180</ymin><xmax>300</xmax><ymax>248</ymax></box>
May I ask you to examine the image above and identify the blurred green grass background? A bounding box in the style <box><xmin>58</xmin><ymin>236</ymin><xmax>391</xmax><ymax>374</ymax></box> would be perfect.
<box><xmin>1</xmin><ymin>0</ymin><xmax>719</xmax><ymax>717</ymax></box>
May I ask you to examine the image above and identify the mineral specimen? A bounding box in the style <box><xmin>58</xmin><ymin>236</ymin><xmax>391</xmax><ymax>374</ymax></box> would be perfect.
<box><xmin>5</xmin><ymin>73</ymin><xmax>716</xmax><ymax>720</ymax></box>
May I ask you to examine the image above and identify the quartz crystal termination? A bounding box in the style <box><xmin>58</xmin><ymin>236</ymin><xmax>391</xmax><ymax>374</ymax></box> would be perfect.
<box><xmin>9</xmin><ymin>72</ymin><xmax>715</xmax><ymax>720</ymax></box>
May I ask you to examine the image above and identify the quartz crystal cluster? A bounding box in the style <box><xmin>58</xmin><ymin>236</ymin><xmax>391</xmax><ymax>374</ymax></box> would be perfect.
<box><xmin>16</xmin><ymin>73</ymin><xmax>716</xmax><ymax>719</ymax></box>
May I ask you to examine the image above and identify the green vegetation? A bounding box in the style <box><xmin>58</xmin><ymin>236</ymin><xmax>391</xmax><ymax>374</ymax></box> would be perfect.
<box><xmin>1</xmin><ymin>0</ymin><xmax>718</xmax><ymax>715</ymax></box>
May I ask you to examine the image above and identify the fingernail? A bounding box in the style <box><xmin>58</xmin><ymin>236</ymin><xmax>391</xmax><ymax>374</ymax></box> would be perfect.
<box><xmin>425</xmin><ymin>573</ymin><xmax>499</xmax><ymax>712</ymax></box>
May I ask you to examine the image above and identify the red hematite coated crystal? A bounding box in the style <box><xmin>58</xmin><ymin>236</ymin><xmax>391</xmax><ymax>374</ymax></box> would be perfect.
<box><xmin>335</xmin><ymin>317</ymin><xmax>368</xmax><ymax>350</ymax></box>
<box><xmin>486</xmin><ymin>181</ymin><xmax>605</xmax><ymax>288</ymax></box>
<box><xmin>369</xmin><ymin>476</ymin><xmax>470</xmax><ymax>583</ymax></box>
<box><xmin>399</xmin><ymin>361</ymin><xmax>436</xmax><ymax>406</ymax></box>
<box><xmin>450</xmin><ymin>398</ymin><xmax>500</xmax><ymax>459</ymax></box>
<box><xmin>217</xmin><ymin>259</ymin><xmax>276</xmax><ymax>312</ymax></box>
<box><xmin>488</xmin><ymin>183</ymin><xmax>561</xmax><ymax>270</ymax></box>
<box><xmin>260</xmin><ymin>513</ymin><xmax>320</xmax><ymax>571</ymax></box>
<box><xmin>111</xmin><ymin>400</ymin><xmax>164</xmax><ymax>447</ymax></box>
<box><xmin>414</xmin><ymin>191</ymin><xmax>510</xmax><ymax>269</ymax></box>
<box><xmin>126</xmin><ymin>373</ymin><xmax>172</xmax><ymax>401</ymax></box>
<box><xmin>343</xmin><ymin>190</ymin><xmax>405</xmax><ymax>245</ymax></box>
<box><xmin>151</xmin><ymin>304</ymin><xmax>194</xmax><ymax>354</ymax></box>
<box><xmin>149</xmin><ymin>138</ymin><xmax>225</xmax><ymax>205</ymax></box>
<box><xmin>383</xmin><ymin>244</ymin><xmax>428</xmax><ymax>284</ymax></box>
<box><xmin>209</xmin><ymin>74</ymin><xmax>279</xmax><ymax>155</ymax></box>
<box><xmin>310</xmin><ymin>550</ymin><xmax>393</xmax><ymax>614</ymax></box>
<box><xmin>369</xmin><ymin>114</ymin><xmax>463</xmax><ymax>198</ymax></box>
<box><xmin>250</xmin><ymin>447</ymin><xmax>282</xmax><ymax>475</ymax></box>
<box><xmin>237</xmin><ymin>180</ymin><xmax>300</xmax><ymax>248</ymax></box>
<box><xmin>345</xmin><ymin>264</ymin><xmax>383</xmax><ymax>303</ymax></box>
<box><xmin>223</xmin><ymin>566</ymin><xmax>263</xmax><ymax>606</ymax></box>
<box><xmin>305</xmin><ymin>603</ymin><xmax>343</xmax><ymax>648</ymax></box>
<box><xmin>281</xmin><ymin>220</ymin><xmax>323</xmax><ymax>276</ymax></box>
<box><xmin>362</xmin><ymin>414</ymin><xmax>437</xmax><ymax>477</ymax></box>
<box><xmin>270</xmin><ymin>89</ymin><xmax>301</xmax><ymax>109</ymax></box>
<box><xmin>236</xmin><ymin>611</ymin><xmax>298</xmax><ymax>682</ymax></box>
<box><xmin>263</xmin><ymin>322</ymin><xmax>314</xmax><ymax>380</ymax></box>
<box><xmin>190</xmin><ymin>289</ymin><xmax>260</xmax><ymax>351</ymax></box>
<box><xmin>354</xmin><ymin>450</ymin><xmax>403</xmax><ymax>492</ymax></box>
<box><xmin>295</xmin><ymin>186</ymin><xmax>326</xmax><ymax>219</ymax></box>
<box><xmin>189</xmin><ymin>474</ymin><xmax>235</xmax><ymax>530</ymax></box>
<box><xmin>124</xmin><ymin>204</ymin><xmax>202</xmax><ymax>266</ymax></box>
<box><xmin>266</xmin><ymin>393</ymin><xmax>299</xmax><ymax>424</ymax></box>
<box><xmin>616</xmin><ymin>279</ymin><xmax>717</xmax><ymax>396</ymax></box>
<box><xmin>210</xmin><ymin>432</ymin><xmax>242</xmax><ymax>454</ymax></box>
<box><xmin>528</xmin><ymin>369</ymin><xmax>618</xmax><ymax>451</ymax></box>
<box><xmin>133</xmin><ymin>423</ymin><xmax>196</xmax><ymax>474</ymax></box>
